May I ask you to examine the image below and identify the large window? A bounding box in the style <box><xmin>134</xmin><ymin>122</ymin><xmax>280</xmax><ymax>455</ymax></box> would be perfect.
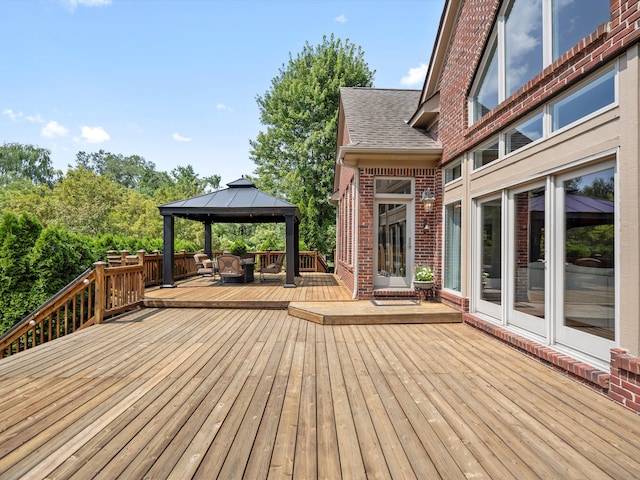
<box><xmin>551</xmin><ymin>68</ymin><xmax>615</xmax><ymax>132</ymax></box>
<box><xmin>505</xmin><ymin>112</ymin><xmax>543</xmax><ymax>154</ymax></box>
<box><xmin>473</xmin><ymin>138</ymin><xmax>499</xmax><ymax>169</ymax></box>
<box><xmin>470</xmin><ymin>0</ymin><xmax>609</xmax><ymax>123</ymax></box>
<box><xmin>505</xmin><ymin>0</ymin><xmax>542</xmax><ymax>97</ymax></box>
<box><xmin>471</xmin><ymin>66</ymin><xmax>615</xmax><ymax>171</ymax></box>
<box><xmin>444</xmin><ymin>202</ymin><xmax>462</xmax><ymax>291</ymax></box>
<box><xmin>473</xmin><ymin>43</ymin><xmax>499</xmax><ymax>122</ymax></box>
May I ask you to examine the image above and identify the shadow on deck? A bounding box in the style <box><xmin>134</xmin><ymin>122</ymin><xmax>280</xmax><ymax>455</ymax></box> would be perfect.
<box><xmin>143</xmin><ymin>273</ymin><xmax>461</xmax><ymax>325</ymax></box>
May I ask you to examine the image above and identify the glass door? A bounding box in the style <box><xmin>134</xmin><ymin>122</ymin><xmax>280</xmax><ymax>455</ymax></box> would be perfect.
<box><xmin>508</xmin><ymin>184</ymin><xmax>547</xmax><ymax>336</ymax></box>
<box><xmin>375</xmin><ymin>201</ymin><xmax>411</xmax><ymax>288</ymax></box>
<box><xmin>555</xmin><ymin>164</ymin><xmax>616</xmax><ymax>360</ymax></box>
<box><xmin>476</xmin><ymin>196</ymin><xmax>503</xmax><ymax>318</ymax></box>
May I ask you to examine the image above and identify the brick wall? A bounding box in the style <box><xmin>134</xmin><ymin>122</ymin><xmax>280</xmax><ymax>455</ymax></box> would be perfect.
<box><xmin>610</xmin><ymin>349</ymin><xmax>640</xmax><ymax>413</ymax></box>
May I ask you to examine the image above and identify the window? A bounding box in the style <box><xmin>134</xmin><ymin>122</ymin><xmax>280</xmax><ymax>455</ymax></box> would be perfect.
<box><xmin>375</xmin><ymin>178</ymin><xmax>412</xmax><ymax>195</ymax></box>
<box><xmin>444</xmin><ymin>159</ymin><xmax>462</xmax><ymax>184</ymax></box>
<box><xmin>553</xmin><ymin>0</ymin><xmax>610</xmax><ymax>61</ymax></box>
<box><xmin>551</xmin><ymin>68</ymin><xmax>615</xmax><ymax>132</ymax></box>
<box><xmin>444</xmin><ymin>202</ymin><xmax>462</xmax><ymax>291</ymax></box>
<box><xmin>473</xmin><ymin>138</ymin><xmax>499</xmax><ymax>169</ymax></box>
<box><xmin>505</xmin><ymin>112</ymin><xmax>543</xmax><ymax>154</ymax></box>
<box><xmin>470</xmin><ymin>65</ymin><xmax>615</xmax><ymax>170</ymax></box>
<box><xmin>505</xmin><ymin>0</ymin><xmax>542</xmax><ymax>97</ymax></box>
<box><xmin>470</xmin><ymin>0</ymin><xmax>609</xmax><ymax>123</ymax></box>
<box><xmin>473</xmin><ymin>42</ymin><xmax>499</xmax><ymax>122</ymax></box>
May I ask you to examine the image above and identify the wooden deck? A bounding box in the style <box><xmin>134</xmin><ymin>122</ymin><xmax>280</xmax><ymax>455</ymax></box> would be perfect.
<box><xmin>1</xmin><ymin>307</ymin><xmax>640</xmax><ymax>479</ymax></box>
<box><xmin>144</xmin><ymin>273</ymin><xmax>462</xmax><ymax>325</ymax></box>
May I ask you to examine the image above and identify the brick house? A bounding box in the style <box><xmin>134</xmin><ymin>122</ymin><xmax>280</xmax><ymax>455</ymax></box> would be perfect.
<box><xmin>332</xmin><ymin>0</ymin><xmax>640</xmax><ymax>410</ymax></box>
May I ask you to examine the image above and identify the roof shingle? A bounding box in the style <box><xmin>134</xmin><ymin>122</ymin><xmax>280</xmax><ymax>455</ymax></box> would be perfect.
<box><xmin>340</xmin><ymin>87</ymin><xmax>438</xmax><ymax>150</ymax></box>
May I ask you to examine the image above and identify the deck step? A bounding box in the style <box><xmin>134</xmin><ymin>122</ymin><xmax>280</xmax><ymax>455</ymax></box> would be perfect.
<box><xmin>288</xmin><ymin>300</ymin><xmax>461</xmax><ymax>325</ymax></box>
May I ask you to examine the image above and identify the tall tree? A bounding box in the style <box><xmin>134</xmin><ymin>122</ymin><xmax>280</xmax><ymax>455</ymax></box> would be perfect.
<box><xmin>250</xmin><ymin>34</ymin><xmax>375</xmax><ymax>253</ymax></box>
<box><xmin>0</xmin><ymin>143</ymin><xmax>60</xmax><ymax>188</ymax></box>
<box><xmin>75</xmin><ymin>149</ymin><xmax>173</xmax><ymax>195</ymax></box>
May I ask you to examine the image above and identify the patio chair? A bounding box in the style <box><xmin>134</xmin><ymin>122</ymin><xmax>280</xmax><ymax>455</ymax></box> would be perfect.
<box><xmin>194</xmin><ymin>253</ymin><xmax>217</xmax><ymax>278</ymax></box>
<box><xmin>258</xmin><ymin>253</ymin><xmax>284</xmax><ymax>281</ymax></box>
<box><xmin>217</xmin><ymin>254</ymin><xmax>245</xmax><ymax>283</ymax></box>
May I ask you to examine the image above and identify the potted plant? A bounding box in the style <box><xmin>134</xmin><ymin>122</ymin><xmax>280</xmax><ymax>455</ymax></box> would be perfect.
<box><xmin>413</xmin><ymin>266</ymin><xmax>434</xmax><ymax>290</ymax></box>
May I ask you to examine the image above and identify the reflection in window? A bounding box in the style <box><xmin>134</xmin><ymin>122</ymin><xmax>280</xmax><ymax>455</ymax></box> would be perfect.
<box><xmin>375</xmin><ymin>178</ymin><xmax>412</xmax><ymax>195</ymax></box>
<box><xmin>473</xmin><ymin>42</ymin><xmax>499</xmax><ymax>122</ymax></box>
<box><xmin>377</xmin><ymin>204</ymin><xmax>407</xmax><ymax>278</ymax></box>
<box><xmin>505</xmin><ymin>113</ymin><xmax>543</xmax><ymax>154</ymax></box>
<box><xmin>473</xmin><ymin>139</ymin><xmax>499</xmax><ymax>169</ymax></box>
<box><xmin>444</xmin><ymin>202</ymin><xmax>462</xmax><ymax>291</ymax></box>
<box><xmin>506</xmin><ymin>0</ymin><xmax>542</xmax><ymax>96</ymax></box>
<box><xmin>481</xmin><ymin>199</ymin><xmax>502</xmax><ymax>305</ymax></box>
<box><xmin>470</xmin><ymin>0</ymin><xmax>609</xmax><ymax>123</ymax></box>
<box><xmin>514</xmin><ymin>188</ymin><xmax>545</xmax><ymax>320</ymax></box>
<box><xmin>552</xmin><ymin>69</ymin><xmax>615</xmax><ymax>131</ymax></box>
<box><xmin>563</xmin><ymin>167</ymin><xmax>615</xmax><ymax>340</ymax></box>
<box><xmin>553</xmin><ymin>0</ymin><xmax>610</xmax><ymax>60</ymax></box>
<box><xmin>445</xmin><ymin>160</ymin><xmax>462</xmax><ymax>184</ymax></box>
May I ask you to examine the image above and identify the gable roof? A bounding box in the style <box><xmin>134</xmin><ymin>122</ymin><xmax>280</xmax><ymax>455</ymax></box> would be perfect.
<box><xmin>339</xmin><ymin>87</ymin><xmax>439</xmax><ymax>150</ymax></box>
<box><xmin>158</xmin><ymin>177</ymin><xmax>300</xmax><ymax>223</ymax></box>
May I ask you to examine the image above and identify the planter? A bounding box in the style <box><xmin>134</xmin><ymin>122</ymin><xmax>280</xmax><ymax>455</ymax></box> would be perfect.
<box><xmin>413</xmin><ymin>280</ymin><xmax>434</xmax><ymax>290</ymax></box>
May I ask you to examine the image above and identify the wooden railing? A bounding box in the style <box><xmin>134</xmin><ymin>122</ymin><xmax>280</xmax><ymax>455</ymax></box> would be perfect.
<box><xmin>253</xmin><ymin>250</ymin><xmax>330</xmax><ymax>273</ymax></box>
<box><xmin>0</xmin><ymin>249</ymin><xmax>332</xmax><ymax>358</ymax></box>
<box><xmin>107</xmin><ymin>250</ymin><xmax>199</xmax><ymax>287</ymax></box>
<box><xmin>0</xmin><ymin>261</ymin><xmax>145</xmax><ymax>359</ymax></box>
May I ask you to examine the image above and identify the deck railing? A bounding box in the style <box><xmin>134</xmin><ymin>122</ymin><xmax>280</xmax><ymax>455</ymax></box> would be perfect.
<box><xmin>0</xmin><ymin>249</ymin><xmax>331</xmax><ymax>358</ymax></box>
<box><xmin>0</xmin><ymin>260</ymin><xmax>145</xmax><ymax>359</ymax></box>
<box><xmin>254</xmin><ymin>250</ymin><xmax>330</xmax><ymax>273</ymax></box>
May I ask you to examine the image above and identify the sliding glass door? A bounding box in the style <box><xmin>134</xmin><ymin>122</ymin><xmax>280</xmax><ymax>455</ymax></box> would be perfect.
<box><xmin>508</xmin><ymin>184</ymin><xmax>546</xmax><ymax>336</ymax></box>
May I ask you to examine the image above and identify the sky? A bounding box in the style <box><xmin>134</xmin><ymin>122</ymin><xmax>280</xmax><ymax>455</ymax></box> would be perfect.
<box><xmin>1</xmin><ymin>0</ymin><xmax>445</xmax><ymax>187</ymax></box>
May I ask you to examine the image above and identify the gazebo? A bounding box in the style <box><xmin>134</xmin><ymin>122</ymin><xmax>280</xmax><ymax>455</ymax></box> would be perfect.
<box><xmin>158</xmin><ymin>178</ymin><xmax>301</xmax><ymax>288</ymax></box>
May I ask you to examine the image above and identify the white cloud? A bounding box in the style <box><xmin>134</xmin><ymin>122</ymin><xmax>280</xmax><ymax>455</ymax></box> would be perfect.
<box><xmin>61</xmin><ymin>0</ymin><xmax>111</xmax><ymax>12</ymax></box>
<box><xmin>26</xmin><ymin>114</ymin><xmax>45</xmax><ymax>124</ymax></box>
<box><xmin>400</xmin><ymin>63</ymin><xmax>428</xmax><ymax>86</ymax></box>
<box><xmin>2</xmin><ymin>109</ymin><xmax>19</xmax><ymax>121</ymax></box>
<box><xmin>335</xmin><ymin>14</ymin><xmax>347</xmax><ymax>23</ymax></box>
<box><xmin>81</xmin><ymin>125</ymin><xmax>110</xmax><ymax>143</ymax></box>
<box><xmin>42</xmin><ymin>121</ymin><xmax>69</xmax><ymax>138</ymax></box>
<box><xmin>172</xmin><ymin>133</ymin><xmax>192</xmax><ymax>143</ymax></box>
<box><xmin>216</xmin><ymin>103</ymin><xmax>234</xmax><ymax>113</ymax></box>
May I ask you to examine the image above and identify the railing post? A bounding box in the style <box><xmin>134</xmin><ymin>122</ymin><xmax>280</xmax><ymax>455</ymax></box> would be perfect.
<box><xmin>120</xmin><ymin>250</ymin><xmax>129</xmax><ymax>265</ymax></box>
<box><xmin>94</xmin><ymin>261</ymin><xmax>106</xmax><ymax>324</ymax></box>
<box><xmin>137</xmin><ymin>250</ymin><xmax>146</xmax><ymax>299</ymax></box>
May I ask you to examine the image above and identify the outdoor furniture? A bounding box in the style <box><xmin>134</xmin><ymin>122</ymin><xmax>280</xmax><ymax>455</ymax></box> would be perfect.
<box><xmin>217</xmin><ymin>254</ymin><xmax>250</xmax><ymax>283</ymax></box>
<box><xmin>194</xmin><ymin>253</ymin><xmax>217</xmax><ymax>278</ymax></box>
<box><xmin>258</xmin><ymin>253</ymin><xmax>284</xmax><ymax>281</ymax></box>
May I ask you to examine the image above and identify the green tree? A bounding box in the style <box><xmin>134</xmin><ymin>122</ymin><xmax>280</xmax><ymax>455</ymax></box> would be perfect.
<box><xmin>0</xmin><ymin>143</ymin><xmax>60</xmax><ymax>188</ymax></box>
<box><xmin>0</xmin><ymin>213</ymin><xmax>42</xmax><ymax>333</ymax></box>
<box><xmin>250</xmin><ymin>34</ymin><xmax>374</xmax><ymax>253</ymax></box>
<box><xmin>28</xmin><ymin>226</ymin><xmax>95</xmax><ymax>305</ymax></box>
<box><xmin>76</xmin><ymin>149</ymin><xmax>171</xmax><ymax>194</ymax></box>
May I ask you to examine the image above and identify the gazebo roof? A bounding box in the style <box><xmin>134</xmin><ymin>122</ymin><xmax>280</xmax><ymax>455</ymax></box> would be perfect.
<box><xmin>158</xmin><ymin>177</ymin><xmax>301</xmax><ymax>223</ymax></box>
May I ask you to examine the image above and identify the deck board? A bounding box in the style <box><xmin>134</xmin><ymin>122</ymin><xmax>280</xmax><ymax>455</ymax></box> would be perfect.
<box><xmin>2</xmin><ymin>307</ymin><xmax>640</xmax><ymax>479</ymax></box>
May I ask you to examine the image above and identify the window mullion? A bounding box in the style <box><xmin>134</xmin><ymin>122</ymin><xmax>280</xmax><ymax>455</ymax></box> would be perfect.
<box><xmin>497</xmin><ymin>15</ymin><xmax>506</xmax><ymax>103</ymax></box>
<box><xmin>543</xmin><ymin>0</ymin><xmax>552</xmax><ymax>67</ymax></box>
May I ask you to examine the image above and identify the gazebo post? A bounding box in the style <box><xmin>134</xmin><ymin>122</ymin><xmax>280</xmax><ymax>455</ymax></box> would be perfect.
<box><xmin>204</xmin><ymin>221</ymin><xmax>212</xmax><ymax>258</ymax></box>
<box><xmin>284</xmin><ymin>214</ymin><xmax>296</xmax><ymax>288</ymax></box>
<box><xmin>162</xmin><ymin>215</ymin><xmax>176</xmax><ymax>288</ymax></box>
<box><xmin>294</xmin><ymin>220</ymin><xmax>300</xmax><ymax>276</ymax></box>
